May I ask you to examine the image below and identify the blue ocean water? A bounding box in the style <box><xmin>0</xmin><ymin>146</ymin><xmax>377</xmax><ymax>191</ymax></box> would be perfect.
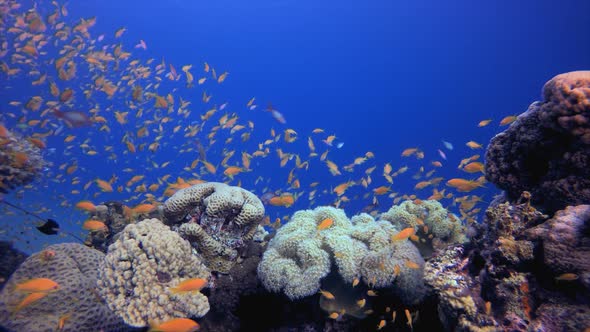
<box><xmin>1</xmin><ymin>0</ymin><xmax>589</xmax><ymax>252</ymax></box>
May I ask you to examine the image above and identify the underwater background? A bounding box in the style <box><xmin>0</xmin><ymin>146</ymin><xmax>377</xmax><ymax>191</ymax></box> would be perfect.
<box><xmin>0</xmin><ymin>0</ymin><xmax>589</xmax><ymax>331</ymax></box>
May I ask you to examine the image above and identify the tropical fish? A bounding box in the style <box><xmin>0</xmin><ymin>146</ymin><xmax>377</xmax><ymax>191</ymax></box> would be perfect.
<box><xmin>14</xmin><ymin>292</ymin><xmax>48</xmax><ymax>313</ymax></box>
<box><xmin>391</xmin><ymin>227</ymin><xmax>415</xmax><ymax>241</ymax></box>
<box><xmin>170</xmin><ymin>278</ymin><xmax>208</xmax><ymax>293</ymax></box>
<box><xmin>82</xmin><ymin>220</ymin><xmax>107</xmax><ymax>232</ymax></box>
<box><xmin>318</xmin><ymin>289</ymin><xmax>335</xmax><ymax>300</ymax></box>
<box><xmin>478</xmin><ymin>119</ymin><xmax>492</xmax><ymax>127</ymax></box>
<box><xmin>15</xmin><ymin>278</ymin><xmax>59</xmax><ymax>293</ymax></box>
<box><xmin>317</xmin><ymin>218</ymin><xmax>334</xmax><ymax>230</ymax></box>
<box><xmin>52</xmin><ymin>109</ymin><xmax>93</xmax><ymax>127</ymax></box>
<box><xmin>149</xmin><ymin>318</ymin><xmax>200</xmax><ymax>332</ymax></box>
<box><xmin>265</xmin><ymin>103</ymin><xmax>286</xmax><ymax>124</ymax></box>
<box><xmin>499</xmin><ymin>115</ymin><xmax>517</xmax><ymax>126</ymax></box>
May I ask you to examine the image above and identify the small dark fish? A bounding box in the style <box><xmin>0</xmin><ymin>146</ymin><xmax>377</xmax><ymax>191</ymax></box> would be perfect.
<box><xmin>36</xmin><ymin>219</ymin><xmax>60</xmax><ymax>235</ymax></box>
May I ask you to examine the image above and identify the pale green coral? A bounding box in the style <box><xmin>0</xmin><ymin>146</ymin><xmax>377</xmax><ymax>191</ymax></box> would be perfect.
<box><xmin>381</xmin><ymin>200</ymin><xmax>467</xmax><ymax>253</ymax></box>
<box><xmin>257</xmin><ymin>206</ymin><xmax>426</xmax><ymax>304</ymax></box>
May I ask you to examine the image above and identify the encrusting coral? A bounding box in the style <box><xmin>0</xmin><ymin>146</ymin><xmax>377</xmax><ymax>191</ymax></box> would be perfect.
<box><xmin>485</xmin><ymin>71</ymin><xmax>590</xmax><ymax>213</ymax></box>
<box><xmin>163</xmin><ymin>182</ymin><xmax>265</xmax><ymax>273</ymax></box>
<box><xmin>97</xmin><ymin>218</ymin><xmax>210</xmax><ymax>327</ymax></box>
<box><xmin>257</xmin><ymin>206</ymin><xmax>425</xmax><ymax>305</ymax></box>
<box><xmin>0</xmin><ymin>243</ymin><xmax>128</xmax><ymax>332</ymax></box>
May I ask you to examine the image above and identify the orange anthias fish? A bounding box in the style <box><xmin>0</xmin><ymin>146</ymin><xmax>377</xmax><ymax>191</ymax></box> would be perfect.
<box><xmin>170</xmin><ymin>278</ymin><xmax>208</xmax><ymax>293</ymax></box>
<box><xmin>75</xmin><ymin>200</ymin><xmax>96</xmax><ymax>212</ymax></box>
<box><xmin>391</xmin><ymin>227</ymin><xmax>415</xmax><ymax>241</ymax></box>
<box><xmin>499</xmin><ymin>115</ymin><xmax>518</xmax><ymax>126</ymax></box>
<box><xmin>14</xmin><ymin>292</ymin><xmax>48</xmax><ymax>313</ymax></box>
<box><xmin>95</xmin><ymin>179</ymin><xmax>113</xmax><ymax>192</ymax></box>
<box><xmin>446</xmin><ymin>178</ymin><xmax>485</xmax><ymax>192</ymax></box>
<box><xmin>82</xmin><ymin>220</ymin><xmax>107</xmax><ymax>232</ymax></box>
<box><xmin>149</xmin><ymin>318</ymin><xmax>200</xmax><ymax>332</ymax></box>
<box><xmin>15</xmin><ymin>278</ymin><xmax>59</xmax><ymax>293</ymax></box>
<box><xmin>317</xmin><ymin>218</ymin><xmax>334</xmax><ymax>230</ymax></box>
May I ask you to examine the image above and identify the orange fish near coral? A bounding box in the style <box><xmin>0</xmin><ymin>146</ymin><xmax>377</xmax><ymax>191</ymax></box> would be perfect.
<box><xmin>149</xmin><ymin>318</ymin><xmax>200</xmax><ymax>332</ymax></box>
<box><xmin>170</xmin><ymin>278</ymin><xmax>208</xmax><ymax>293</ymax></box>
<box><xmin>317</xmin><ymin>218</ymin><xmax>334</xmax><ymax>231</ymax></box>
<box><xmin>75</xmin><ymin>200</ymin><xmax>96</xmax><ymax>212</ymax></box>
<box><xmin>15</xmin><ymin>278</ymin><xmax>59</xmax><ymax>293</ymax></box>
<box><xmin>14</xmin><ymin>292</ymin><xmax>48</xmax><ymax>313</ymax></box>
<box><xmin>82</xmin><ymin>220</ymin><xmax>107</xmax><ymax>232</ymax></box>
<box><xmin>499</xmin><ymin>115</ymin><xmax>517</xmax><ymax>126</ymax></box>
<box><xmin>391</xmin><ymin>227</ymin><xmax>415</xmax><ymax>241</ymax></box>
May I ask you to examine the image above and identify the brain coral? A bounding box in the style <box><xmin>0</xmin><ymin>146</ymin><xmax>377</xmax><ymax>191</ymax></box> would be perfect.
<box><xmin>163</xmin><ymin>182</ymin><xmax>265</xmax><ymax>273</ymax></box>
<box><xmin>381</xmin><ymin>200</ymin><xmax>467</xmax><ymax>255</ymax></box>
<box><xmin>0</xmin><ymin>126</ymin><xmax>45</xmax><ymax>193</ymax></box>
<box><xmin>257</xmin><ymin>206</ymin><xmax>425</xmax><ymax>304</ymax></box>
<box><xmin>98</xmin><ymin>218</ymin><xmax>210</xmax><ymax>327</ymax></box>
<box><xmin>0</xmin><ymin>243</ymin><xmax>128</xmax><ymax>332</ymax></box>
<box><xmin>485</xmin><ymin>71</ymin><xmax>590</xmax><ymax>213</ymax></box>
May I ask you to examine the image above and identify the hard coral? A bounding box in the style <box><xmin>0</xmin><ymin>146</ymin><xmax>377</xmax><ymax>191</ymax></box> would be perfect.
<box><xmin>98</xmin><ymin>218</ymin><xmax>210</xmax><ymax>327</ymax></box>
<box><xmin>0</xmin><ymin>243</ymin><xmax>128</xmax><ymax>332</ymax></box>
<box><xmin>526</xmin><ymin>204</ymin><xmax>590</xmax><ymax>291</ymax></box>
<box><xmin>0</xmin><ymin>126</ymin><xmax>44</xmax><ymax>193</ymax></box>
<box><xmin>163</xmin><ymin>182</ymin><xmax>264</xmax><ymax>273</ymax></box>
<box><xmin>485</xmin><ymin>71</ymin><xmax>590</xmax><ymax>213</ymax></box>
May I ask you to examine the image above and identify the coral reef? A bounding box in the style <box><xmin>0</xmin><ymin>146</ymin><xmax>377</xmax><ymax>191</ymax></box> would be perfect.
<box><xmin>381</xmin><ymin>199</ymin><xmax>467</xmax><ymax>256</ymax></box>
<box><xmin>163</xmin><ymin>182</ymin><xmax>265</xmax><ymax>273</ymax></box>
<box><xmin>0</xmin><ymin>241</ymin><xmax>27</xmax><ymax>290</ymax></box>
<box><xmin>257</xmin><ymin>206</ymin><xmax>425</xmax><ymax>305</ymax></box>
<box><xmin>98</xmin><ymin>218</ymin><xmax>210</xmax><ymax>327</ymax></box>
<box><xmin>84</xmin><ymin>201</ymin><xmax>132</xmax><ymax>252</ymax></box>
<box><xmin>526</xmin><ymin>204</ymin><xmax>590</xmax><ymax>292</ymax></box>
<box><xmin>0</xmin><ymin>243</ymin><xmax>128</xmax><ymax>332</ymax></box>
<box><xmin>485</xmin><ymin>71</ymin><xmax>590</xmax><ymax>213</ymax></box>
<box><xmin>0</xmin><ymin>126</ymin><xmax>45</xmax><ymax>193</ymax></box>
<box><xmin>425</xmin><ymin>192</ymin><xmax>590</xmax><ymax>331</ymax></box>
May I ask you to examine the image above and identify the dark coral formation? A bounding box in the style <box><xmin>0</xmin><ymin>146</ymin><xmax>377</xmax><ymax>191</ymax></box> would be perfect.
<box><xmin>0</xmin><ymin>243</ymin><xmax>129</xmax><ymax>332</ymax></box>
<box><xmin>485</xmin><ymin>71</ymin><xmax>590</xmax><ymax>213</ymax></box>
<box><xmin>0</xmin><ymin>241</ymin><xmax>27</xmax><ymax>291</ymax></box>
<box><xmin>163</xmin><ymin>182</ymin><xmax>265</xmax><ymax>273</ymax></box>
<box><xmin>526</xmin><ymin>205</ymin><xmax>590</xmax><ymax>294</ymax></box>
<box><xmin>425</xmin><ymin>192</ymin><xmax>590</xmax><ymax>331</ymax></box>
<box><xmin>84</xmin><ymin>201</ymin><xmax>132</xmax><ymax>252</ymax></box>
<box><xmin>0</xmin><ymin>126</ymin><xmax>45</xmax><ymax>193</ymax></box>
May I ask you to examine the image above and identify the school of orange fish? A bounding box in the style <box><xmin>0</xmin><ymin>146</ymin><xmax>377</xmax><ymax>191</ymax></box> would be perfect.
<box><xmin>0</xmin><ymin>0</ymin><xmax>521</xmax><ymax>243</ymax></box>
<box><xmin>0</xmin><ymin>0</ymin><xmax>527</xmax><ymax>330</ymax></box>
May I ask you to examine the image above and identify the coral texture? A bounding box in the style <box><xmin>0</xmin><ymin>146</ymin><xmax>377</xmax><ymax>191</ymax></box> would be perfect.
<box><xmin>0</xmin><ymin>243</ymin><xmax>128</xmax><ymax>332</ymax></box>
<box><xmin>381</xmin><ymin>200</ymin><xmax>467</xmax><ymax>255</ymax></box>
<box><xmin>98</xmin><ymin>218</ymin><xmax>210</xmax><ymax>327</ymax></box>
<box><xmin>526</xmin><ymin>204</ymin><xmax>590</xmax><ymax>291</ymax></box>
<box><xmin>485</xmin><ymin>71</ymin><xmax>590</xmax><ymax>213</ymax></box>
<box><xmin>0</xmin><ymin>126</ymin><xmax>44</xmax><ymax>193</ymax></box>
<box><xmin>257</xmin><ymin>206</ymin><xmax>425</xmax><ymax>304</ymax></box>
<box><xmin>163</xmin><ymin>182</ymin><xmax>265</xmax><ymax>273</ymax></box>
